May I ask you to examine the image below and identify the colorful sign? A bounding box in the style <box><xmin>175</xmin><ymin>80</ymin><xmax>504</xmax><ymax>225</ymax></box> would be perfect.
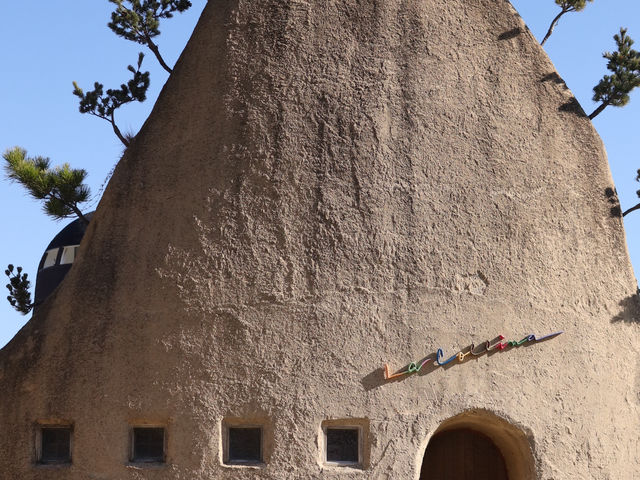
<box><xmin>384</xmin><ymin>331</ymin><xmax>563</xmax><ymax>380</ymax></box>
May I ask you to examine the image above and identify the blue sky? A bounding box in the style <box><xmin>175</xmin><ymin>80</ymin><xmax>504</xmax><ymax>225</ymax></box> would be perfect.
<box><xmin>1</xmin><ymin>0</ymin><xmax>639</xmax><ymax>348</ymax></box>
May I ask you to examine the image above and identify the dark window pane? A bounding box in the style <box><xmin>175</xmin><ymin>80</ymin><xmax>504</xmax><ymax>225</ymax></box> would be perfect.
<box><xmin>41</xmin><ymin>427</ymin><xmax>71</xmax><ymax>464</ymax></box>
<box><xmin>228</xmin><ymin>427</ymin><xmax>262</xmax><ymax>462</ymax></box>
<box><xmin>132</xmin><ymin>427</ymin><xmax>165</xmax><ymax>462</ymax></box>
<box><xmin>326</xmin><ymin>428</ymin><xmax>359</xmax><ymax>463</ymax></box>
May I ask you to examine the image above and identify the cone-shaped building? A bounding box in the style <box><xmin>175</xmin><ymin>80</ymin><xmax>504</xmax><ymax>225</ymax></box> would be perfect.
<box><xmin>1</xmin><ymin>0</ymin><xmax>639</xmax><ymax>478</ymax></box>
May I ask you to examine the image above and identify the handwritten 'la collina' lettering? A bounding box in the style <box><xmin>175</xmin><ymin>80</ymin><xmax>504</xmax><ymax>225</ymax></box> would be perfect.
<box><xmin>384</xmin><ymin>331</ymin><xmax>563</xmax><ymax>380</ymax></box>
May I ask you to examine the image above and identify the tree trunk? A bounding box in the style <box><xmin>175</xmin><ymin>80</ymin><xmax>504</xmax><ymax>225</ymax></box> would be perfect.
<box><xmin>145</xmin><ymin>36</ymin><xmax>173</xmax><ymax>74</ymax></box>
<box><xmin>71</xmin><ymin>204</ymin><xmax>90</xmax><ymax>225</ymax></box>
<box><xmin>589</xmin><ymin>101</ymin><xmax>610</xmax><ymax>120</ymax></box>
<box><xmin>541</xmin><ymin>8</ymin><xmax>569</xmax><ymax>46</ymax></box>
<box><xmin>48</xmin><ymin>191</ymin><xmax>90</xmax><ymax>225</ymax></box>
<box><xmin>110</xmin><ymin>112</ymin><xmax>130</xmax><ymax>147</ymax></box>
<box><xmin>623</xmin><ymin>202</ymin><xmax>640</xmax><ymax>217</ymax></box>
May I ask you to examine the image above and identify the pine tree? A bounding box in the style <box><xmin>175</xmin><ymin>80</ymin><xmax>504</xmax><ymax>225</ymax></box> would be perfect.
<box><xmin>72</xmin><ymin>53</ymin><xmax>150</xmax><ymax>147</ymax></box>
<box><xmin>2</xmin><ymin>3</ymin><xmax>191</xmax><ymax>319</ymax></box>
<box><xmin>589</xmin><ymin>28</ymin><xmax>640</xmax><ymax>119</ymax></box>
<box><xmin>4</xmin><ymin>265</ymin><xmax>32</xmax><ymax>315</ymax></box>
<box><xmin>3</xmin><ymin>147</ymin><xmax>90</xmax><ymax>224</ymax></box>
<box><xmin>541</xmin><ymin>0</ymin><xmax>594</xmax><ymax>46</ymax></box>
<box><xmin>108</xmin><ymin>0</ymin><xmax>192</xmax><ymax>73</ymax></box>
<box><xmin>3</xmin><ymin>148</ymin><xmax>91</xmax><ymax>313</ymax></box>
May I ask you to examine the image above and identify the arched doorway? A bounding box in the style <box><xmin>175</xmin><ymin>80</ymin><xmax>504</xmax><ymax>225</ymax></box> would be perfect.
<box><xmin>420</xmin><ymin>428</ymin><xmax>508</xmax><ymax>480</ymax></box>
<box><xmin>418</xmin><ymin>410</ymin><xmax>536</xmax><ymax>480</ymax></box>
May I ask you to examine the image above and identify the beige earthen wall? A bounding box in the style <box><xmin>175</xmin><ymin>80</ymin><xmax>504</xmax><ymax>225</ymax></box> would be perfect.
<box><xmin>1</xmin><ymin>0</ymin><xmax>638</xmax><ymax>478</ymax></box>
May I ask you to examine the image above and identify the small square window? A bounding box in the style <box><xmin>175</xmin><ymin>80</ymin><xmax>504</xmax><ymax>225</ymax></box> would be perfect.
<box><xmin>326</xmin><ymin>428</ymin><xmax>360</xmax><ymax>463</ymax></box>
<box><xmin>321</xmin><ymin>420</ymin><xmax>368</xmax><ymax>469</ymax></box>
<box><xmin>226</xmin><ymin>426</ymin><xmax>263</xmax><ymax>464</ymax></box>
<box><xmin>39</xmin><ymin>426</ymin><xmax>72</xmax><ymax>464</ymax></box>
<box><xmin>131</xmin><ymin>427</ymin><xmax>165</xmax><ymax>463</ymax></box>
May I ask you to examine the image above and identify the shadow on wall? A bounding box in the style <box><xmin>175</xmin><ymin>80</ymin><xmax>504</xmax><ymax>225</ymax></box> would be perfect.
<box><xmin>540</xmin><ymin>72</ymin><xmax>567</xmax><ymax>88</ymax></box>
<box><xmin>606</xmin><ymin>184</ymin><xmax>639</xmax><ymax>324</ymax></box>
<box><xmin>361</xmin><ymin>337</ymin><xmax>505</xmax><ymax>391</ymax></box>
<box><xmin>361</xmin><ymin>334</ymin><xmax>561</xmax><ymax>391</ymax></box>
<box><xmin>497</xmin><ymin>27</ymin><xmax>522</xmax><ymax>41</ymax></box>
<box><xmin>558</xmin><ymin>97</ymin><xmax>586</xmax><ymax>117</ymax></box>
<box><xmin>604</xmin><ymin>187</ymin><xmax>622</xmax><ymax>218</ymax></box>
<box><xmin>537</xmin><ymin>71</ymin><xmax>586</xmax><ymax>117</ymax></box>
<box><xmin>611</xmin><ymin>293</ymin><xmax>640</xmax><ymax>323</ymax></box>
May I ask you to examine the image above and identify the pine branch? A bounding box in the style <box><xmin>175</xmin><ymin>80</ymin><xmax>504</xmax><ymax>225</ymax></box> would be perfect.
<box><xmin>4</xmin><ymin>264</ymin><xmax>32</xmax><ymax>315</ymax></box>
<box><xmin>110</xmin><ymin>111</ymin><xmax>130</xmax><ymax>147</ymax></box>
<box><xmin>588</xmin><ymin>100</ymin><xmax>610</xmax><ymax>119</ymax></box>
<box><xmin>72</xmin><ymin>53</ymin><xmax>150</xmax><ymax>147</ymax></box>
<box><xmin>625</xmin><ymin>170</ymin><xmax>640</xmax><ymax>218</ymax></box>
<box><xmin>108</xmin><ymin>0</ymin><xmax>192</xmax><ymax>73</ymax></box>
<box><xmin>590</xmin><ymin>28</ymin><xmax>640</xmax><ymax>119</ymax></box>
<box><xmin>541</xmin><ymin>8</ymin><xmax>570</xmax><ymax>47</ymax></box>
<box><xmin>623</xmin><ymin>202</ymin><xmax>640</xmax><ymax>217</ymax></box>
<box><xmin>541</xmin><ymin>0</ymin><xmax>593</xmax><ymax>46</ymax></box>
<box><xmin>145</xmin><ymin>34</ymin><xmax>172</xmax><ymax>73</ymax></box>
<box><xmin>3</xmin><ymin>147</ymin><xmax>90</xmax><ymax>223</ymax></box>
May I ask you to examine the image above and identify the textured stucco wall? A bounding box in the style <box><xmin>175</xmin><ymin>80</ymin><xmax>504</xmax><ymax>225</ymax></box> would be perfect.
<box><xmin>1</xmin><ymin>0</ymin><xmax>639</xmax><ymax>478</ymax></box>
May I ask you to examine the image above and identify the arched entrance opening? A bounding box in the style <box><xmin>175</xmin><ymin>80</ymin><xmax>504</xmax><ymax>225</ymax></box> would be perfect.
<box><xmin>420</xmin><ymin>428</ymin><xmax>507</xmax><ymax>479</ymax></box>
<box><xmin>419</xmin><ymin>410</ymin><xmax>535</xmax><ymax>480</ymax></box>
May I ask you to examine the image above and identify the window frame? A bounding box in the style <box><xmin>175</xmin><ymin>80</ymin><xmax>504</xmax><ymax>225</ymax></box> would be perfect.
<box><xmin>224</xmin><ymin>425</ymin><xmax>263</xmax><ymax>465</ymax></box>
<box><xmin>59</xmin><ymin>245</ymin><xmax>80</xmax><ymax>265</ymax></box>
<box><xmin>40</xmin><ymin>248</ymin><xmax>61</xmax><ymax>269</ymax></box>
<box><xmin>321</xmin><ymin>419</ymin><xmax>369</xmax><ymax>469</ymax></box>
<box><xmin>35</xmin><ymin>424</ymin><xmax>73</xmax><ymax>466</ymax></box>
<box><xmin>129</xmin><ymin>426</ymin><xmax>167</xmax><ymax>464</ymax></box>
<box><xmin>221</xmin><ymin>418</ymin><xmax>271</xmax><ymax>468</ymax></box>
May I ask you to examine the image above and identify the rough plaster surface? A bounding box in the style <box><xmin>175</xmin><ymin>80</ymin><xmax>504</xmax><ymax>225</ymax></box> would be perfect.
<box><xmin>1</xmin><ymin>0</ymin><xmax>639</xmax><ymax>478</ymax></box>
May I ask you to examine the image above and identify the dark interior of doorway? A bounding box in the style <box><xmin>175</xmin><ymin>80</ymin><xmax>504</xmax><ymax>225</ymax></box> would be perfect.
<box><xmin>420</xmin><ymin>428</ymin><xmax>508</xmax><ymax>480</ymax></box>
